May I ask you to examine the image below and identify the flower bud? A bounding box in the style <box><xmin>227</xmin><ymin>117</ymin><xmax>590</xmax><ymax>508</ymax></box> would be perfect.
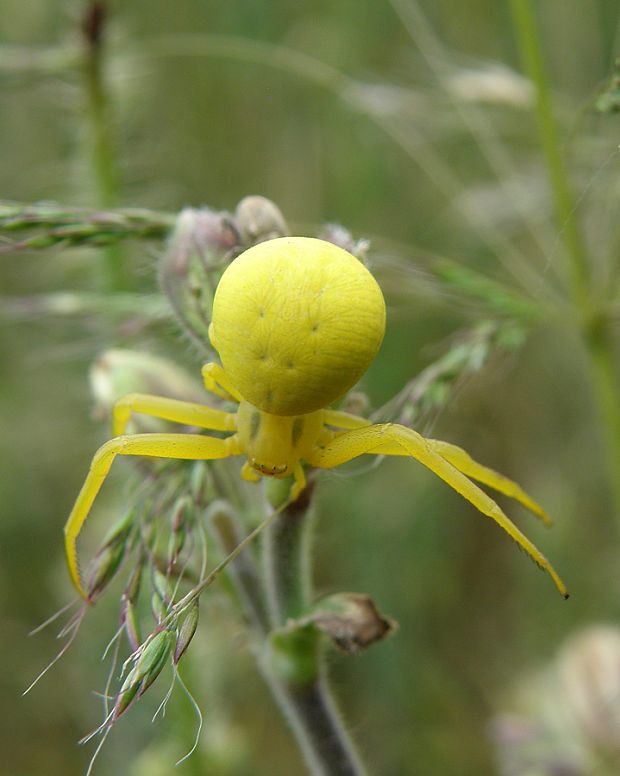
<box><xmin>159</xmin><ymin>207</ymin><xmax>238</xmax><ymax>352</ymax></box>
<box><xmin>89</xmin><ymin>348</ymin><xmax>206</xmax><ymax>431</ymax></box>
<box><xmin>134</xmin><ymin>631</ymin><xmax>172</xmax><ymax>683</ymax></box>
<box><xmin>490</xmin><ymin>625</ymin><xmax>620</xmax><ymax>775</ymax></box>
<box><xmin>339</xmin><ymin>391</ymin><xmax>369</xmax><ymax>417</ymax></box>
<box><xmin>300</xmin><ymin>592</ymin><xmax>397</xmax><ymax>655</ymax></box>
<box><xmin>167</xmin><ymin>496</ymin><xmax>192</xmax><ymax>564</ymax></box>
<box><xmin>124</xmin><ymin>560</ymin><xmax>143</xmax><ymax>604</ymax></box>
<box><xmin>139</xmin><ymin>632</ymin><xmax>174</xmax><ymax>695</ymax></box>
<box><xmin>446</xmin><ymin>63</ymin><xmax>534</xmax><ymax>107</ymax></box>
<box><xmin>152</xmin><ymin>568</ymin><xmax>172</xmax><ymax>605</ymax></box>
<box><xmin>168</xmin><ymin>207</ymin><xmax>239</xmax><ymax>271</ymax></box>
<box><xmin>114</xmin><ymin>630</ymin><xmax>173</xmax><ymax>718</ymax></box>
<box><xmin>174</xmin><ymin>601</ymin><xmax>199</xmax><ymax>664</ymax></box>
<box><xmin>234</xmin><ymin>195</ymin><xmax>288</xmax><ymax>246</ymax></box>
<box><xmin>558</xmin><ymin>626</ymin><xmax>620</xmax><ymax>755</ymax></box>
<box><xmin>113</xmin><ymin>669</ymin><xmax>141</xmax><ymax>718</ymax></box>
<box><xmin>122</xmin><ymin>599</ymin><xmax>141</xmax><ymax>653</ymax></box>
<box><xmin>86</xmin><ymin>539</ymin><xmax>128</xmax><ymax>598</ymax></box>
<box><xmin>85</xmin><ymin>510</ymin><xmax>135</xmax><ymax>597</ymax></box>
<box><xmin>317</xmin><ymin>224</ymin><xmax>369</xmax><ymax>260</ymax></box>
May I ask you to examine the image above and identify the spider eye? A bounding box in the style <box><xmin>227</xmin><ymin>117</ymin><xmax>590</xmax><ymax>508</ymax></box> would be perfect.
<box><xmin>249</xmin><ymin>457</ymin><xmax>288</xmax><ymax>477</ymax></box>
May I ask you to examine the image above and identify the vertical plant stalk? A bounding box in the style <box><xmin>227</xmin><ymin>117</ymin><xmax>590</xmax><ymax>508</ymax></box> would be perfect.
<box><xmin>82</xmin><ymin>1</ymin><xmax>127</xmax><ymax>292</ymax></box>
<box><xmin>509</xmin><ymin>0</ymin><xmax>589</xmax><ymax>307</ymax></box>
<box><xmin>259</xmin><ymin>479</ymin><xmax>368</xmax><ymax>776</ymax></box>
<box><xmin>511</xmin><ymin>0</ymin><xmax>620</xmax><ymax>518</ymax></box>
<box><xmin>263</xmin><ymin>481</ymin><xmax>315</xmax><ymax>624</ymax></box>
<box><xmin>202</xmin><ymin>477</ymin><xmax>368</xmax><ymax>774</ymax></box>
<box><xmin>263</xmin><ymin>666</ymin><xmax>368</xmax><ymax>776</ymax></box>
<box><xmin>582</xmin><ymin>317</ymin><xmax>620</xmax><ymax>516</ymax></box>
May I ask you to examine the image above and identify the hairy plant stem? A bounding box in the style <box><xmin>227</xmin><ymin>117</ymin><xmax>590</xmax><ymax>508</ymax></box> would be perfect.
<box><xmin>262</xmin><ymin>666</ymin><xmax>368</xmax><ymax>776</ymax></box>
<box><xmin>263</xmin><ymin>481</ymin><xmax>316</xmax><ymax>624</ymax></box>
<box><xmin>258</xmin><ymin>478</ymin><xmax>368</xmax><ymax>776</ymax></box>
<box><xmin>197</xmin><ymin>477</ymin><xmax>367</xmax><ymax>774</ymax></box>
<box><xmin>511</xmin><ymin>0</ymin><xmax>620</xmax><ymax>520</ymax></box>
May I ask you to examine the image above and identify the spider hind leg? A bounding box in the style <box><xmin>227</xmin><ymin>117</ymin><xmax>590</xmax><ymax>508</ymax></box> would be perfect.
<box><xmin>310</xmin><ymin>422</ymin><xmax>567</xmax><ymax>598</ymax></box>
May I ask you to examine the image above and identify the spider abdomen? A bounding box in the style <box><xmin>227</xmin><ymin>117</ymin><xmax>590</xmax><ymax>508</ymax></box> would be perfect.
<box><xmin>211</xmin><ymin>237</ymin><xmax>386</xmax><ymax>415</ymax></box>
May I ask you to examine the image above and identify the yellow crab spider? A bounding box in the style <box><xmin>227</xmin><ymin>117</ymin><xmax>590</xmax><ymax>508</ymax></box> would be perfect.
<box><xmin>64</xmin><ymin>237</ymin><xmax>568</xmax><ymax>599</ymax></box>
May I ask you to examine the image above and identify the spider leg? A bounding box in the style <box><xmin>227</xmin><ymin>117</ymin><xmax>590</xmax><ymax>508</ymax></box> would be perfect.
<box><xmin>64</xmin><ymin>432</ymin><xmax>241</xmax><ymax>597</ymax></box>
<box><xmin>291</xmin><ymin>461</ymin><xmax>306</xmax><ymax>501</ymax></box>
<box><xmin>112</xmin><ymin>393</ymin><xmax>237</xmax><ymax>436</ymax></box>
<box><xmin>309</xmin><ymin>423</ymin><xmax>567</xmax><ymax>598</ymax></box>
<box><xmin>364</xmin><ymin>433</ymin><xmax>551</xmax><ymax>526</ymax></box>
<box><xmin>201</xmin><ymin>362</ymin><xmax>243</xmax><ymax>403</ymax></box>
<box><xmin>241</xmin><ymin>461</ymin><xmax>261</xmax><ymax>483</ymax></box>
<box><xmin>323</xmin><ymin>409</ymin><xmax>370</xmax><ymax>430</ymax></box>
<box><xmin>426</xmin><ymin>439</ymin><xmax>551</xmax><ymax>526</ymax></box>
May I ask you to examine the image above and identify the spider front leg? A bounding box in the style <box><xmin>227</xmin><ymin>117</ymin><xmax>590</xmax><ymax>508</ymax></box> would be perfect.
<box><xmin>64</xmin><ymin>432</ymin><xmax>241</xmax><ymax>597</ymax></box>
<box><xmin>201</xmin><ymin>362</ymin><xmax>243</xmax><ymax>403</ymax></box>
<box><xmin>426</xmin><ymin>438</ymin><xmax>551</xmax><ymax>526</ymax></box>
<box><xmin>309</xmin><ymin>423</ymin><xmax>567</xmax><ymax>598</ymax></box>
<box><xmin>324</xmin><ymin>411</ymin><xmax>550</xmax><ymax>525</ymax></box>
<box><xmin>112</xmin><ymin>393</ymin><xmax>237</xmax><ymax>436</ymax></box>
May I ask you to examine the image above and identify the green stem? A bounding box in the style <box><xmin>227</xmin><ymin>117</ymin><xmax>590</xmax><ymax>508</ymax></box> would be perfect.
<box><xmin>509</xmin><ymin>0</ymin><xmax>589</xmax><ymax>309</ymax></box>
<box><xmin>262</xmin><ymin>666</ymin><xmax>368</xmax><ymax>776</ymax></box>
<box><xmin>82</xmin><ymin>1</ymin><xmax>127</xmax><ymax>292</ymax></box>
<box><xmin>260</xmin><ymin>479</ymin><xmax>368</xmax><ymax>776</ymax></box>
<box><xmin>263</xmin><ymin>480</ymin><xmax>316</xmax><ymax>624</ymax></box>
<box><xmin>511</xmin><ymin>0</ymin><xmax>620</xmax><ymax>520</ymax></box>
<box><xmin>583</xmin><ymin>316</ymin><xmax>620</xmax><ymax>518</ymax></box>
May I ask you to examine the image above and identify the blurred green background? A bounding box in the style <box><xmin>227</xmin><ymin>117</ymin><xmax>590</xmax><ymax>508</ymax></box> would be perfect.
<box><xmin>2</xmin><ymin>1</ymin><xmax>620</xmax><ymax>774</ymax></box>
